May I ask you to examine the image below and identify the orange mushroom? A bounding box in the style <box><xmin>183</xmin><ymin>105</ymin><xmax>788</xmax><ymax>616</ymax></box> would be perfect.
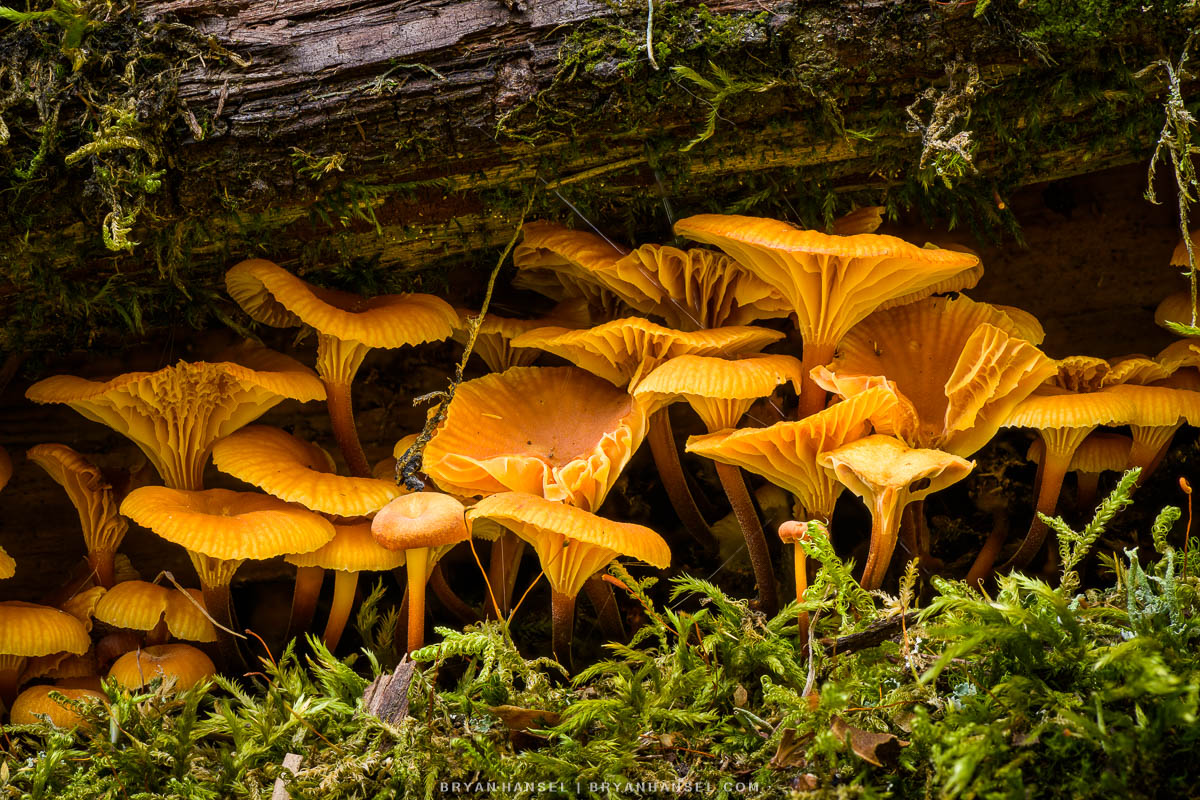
<box><xmin>673</xmin><ymin>213</ymin><xmax>981</xmax><ymax>417</ymax></box>
<box><xmin>1026</xmin><ymin>432</ymin><xmax>1132</xmax><ymax>516</ymax></box>
<box><xmin>466</xmin><ymin>492</ymin><xmax>670</xmax><ymax>665</ymax></box>
<box><xmin>225</xmin><ymin>259</ymin><xmax>457</xmax><ymax>477</ymax></box>
<box><xmin>9</xmin><ymin>684</ymin><xmax>107</xmax><ymax>728</ymax></box>
<box><xmin>27</xmin><ymin>444</ymin><xmax>129</xmax><ymax>587</ymax></box>
<box><xmin>93</xmin><ymin>581</ymin><xmax>217</xmax><ymax>645</ymax></box>
<box><xmin>817</xmin><ymin>436</ymin><xmax>973</xmax><ymax>589</ymax></box>
<box><xmin>108</xmin><ymin>644</ymin><xmax>216</xmax><ymax>692</ymax></box>
<box><xmin>0</xmin><ymin>601</ymin><xmax>91</xmax><ymax>709</ymax></box>
<box><xmin>26</xmin><ymin>343</ymin><xmax>325</xmax><ymax>491</ymax></box>
<box><xmin>371</xmin><ymin>492</ymin><xmax>469</xmax><ymax>654</ymax></box>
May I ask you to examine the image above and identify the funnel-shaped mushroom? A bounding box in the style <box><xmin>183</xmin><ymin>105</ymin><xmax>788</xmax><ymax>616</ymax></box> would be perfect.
<box><xmin>636</xmin><ymin>353</ymin><xmax>806</xmax><ymax>614</ymax></box>
<box><xmin>686</xmin><ymin>386</ymin><xmax>900</xmax><ymax>523</ymax></box>
<box><xmin>372</xmin><ymin>492</ymin><xmax>469</xmax><ymax>654</ymax></box>
<box><xmin>424</xmin><ymin>366</ymin><xmax>648</xmax><ymax>511</ymax></box>
<box><xmin>120</xmin><ymin>486</ymin><xmax>335</xmax><ymax>665</ymax></box>
<box><xmin>817</xmin><ymin>436</ymin><xmax>973</xmax><ymax>589</ymax></box>
<box><xmin>26</xmin><ymin>444</ymin><xmax>129</xmax><ymax>587</ymax></box>
<box><xmin>674</xmin><ymin>214</ymin><xmax>981</xmax><ymax>416</ymax></box>
<box><xmin>94</xmin><ymin>581</ymin><xmax>216</xmax><ymax>645</ymax></box>
<box><xmin>0</xmin><ymin>601</ymin><xmax>90</xmax><ymax>708</ymax></box>
<box><xmin>213</xmin><ymin>425</ymin><xmax>403</xmax><ymax>517</ymax></box>
<box><xmin>226</xmin><ymin>258</ymin><xmax>457</xmax><ymax>477</ymax></box>
<box><xmin>26</xmin><ymin>344</ymin><xmax>325</xmax><ymax>491</ymax></box>
<box><xmin>286</xmin><ymin>522</ymin><xmax>406</xmax><ymax>650</ymax></box>
<box><xmin>467</xmin><ymin>492</ymin><xmax>670</xmax><ymax>665</ymax></box>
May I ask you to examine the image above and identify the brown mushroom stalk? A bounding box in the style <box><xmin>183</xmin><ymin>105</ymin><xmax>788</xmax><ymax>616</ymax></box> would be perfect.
<box><xmin>550</xmin><ymin>588</ymin><xmax>578</xmax><ymax>665</ymax></box>
<box><xmin>486</xmin><ymin>531</ymin><xmax>527</xmax><ymax>619</ymax></box>
<box><xmin>322</xmin><ymin>346</ymin><xmax>372</xmax><ymax>478</ymax></box>
<box><xmin>646</xmin><ymin>409</ymin><xmax>715</xmax><ymax>549</ymax></box>
<box><xmin>582</xmin><ymin>574</ymin><xmax>626</xmax><ymax>643</ymax></box>
<box><xmin>287</xmin><ymin>565</ymin><xmax>325</xmax><ymax>642</ymax></box>
<box><xmin>714</xmin><ymin>462</ymin><xmax>778</xmax><ymax>615</ymax></box>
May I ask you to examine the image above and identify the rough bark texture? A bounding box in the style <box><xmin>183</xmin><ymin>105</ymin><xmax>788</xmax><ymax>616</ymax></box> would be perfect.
<box><xmin>0</xmin><ymin>0</ymin><xmax>1193</xmax><ymax>356</ymax></box>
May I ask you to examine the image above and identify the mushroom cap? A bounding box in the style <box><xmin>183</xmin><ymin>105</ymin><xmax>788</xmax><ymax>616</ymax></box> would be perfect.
<box><xmin>120</xmin><ymin>486</ymin><xmax>335</xmax><ymax>562</ymax></box>
<box><xmin>9</xmin><ymin>685</ymin><xmax>106</xmax><ymax>727</ymax></box>
<box><xmin>1169</xmin><ymin>231</ymin><xmax>1200</xmax><ymax>267</ymax></box>
<box><xmin>685</xmin><ymin>385</ymin><xmax>899</xmax><ymax>519</ymax></box>
<box><xmin>27</xmin><ymin>443</ymin><xmax>128</xmax><ymax>556</ymax></box>
<box><xmin>673</xmin><ymin>214</ymin><xmax>980</xmax><ymax>348</ymax></box>
<box><xmin>93</xmin><ymin>581</ymin><xmax>217</xmax><ymax>643</ymax></box>
<box><xmin>0</xmin><ymin>548</ymin><xmax>13</xmax><ymax>580</ymax></box>
<box><xmin>26</xmin><ymin>345</ymin><xmax>326</xmax><ymax>490</ymax></box>
<box><xmin>466</xmin><ymin>491</ymin><xmax>670</xmax><ymax>598</ymax></box>
<box><xmin>212</xmin><ymin>426</ymin><xmax>404</xmax><ymax>516</ymax></box>
<box><xmin>0</xmin><ymin>445</ymin><xmax>11</xmax><ymax>492</ymax></box>
<box><xmin>1028</xmin><ymin>432</ymin><xmax>1132</xmax><ymax>474</ymax></box>
<box><xmin>226</xmin><ymin>259</ymin><xmax>458</xmax><ymax>348</ymax></box>
<box><xmin>816</xmin><ymin>435</ymin><xmax>975</xmax><ymax>505</ymax></box>
<box><xmin>512</xmin><ymin>222</ymin><xmax>631</xmax><ymax>317</ymax></box>
<box><xmin>0</xmin><ymin>601</ymin><xmax>91</xmax><ymax>658</ymax></box>
<box><xmin>510</xmin><ymin>316</ymin><xmax>784</xmax><ymax>389</ymax></box>
<box><xmin>634</xmin><ymin>353</ymin><xmax>805</xmax><ymax>431</ymax></box>
<box><xmin>812</xmin><ymin>295</ymin><xmax>1057</xmax><ymax>456</ymax></box>
<box><xmin>1103</xmin><ymin>383</ymin><xmax>1200</xmax><ymax>428</ymax></box>
<box><xmin>61</xmin><ymin>586</ymin><xmax>106</xmax><ymax>633</ymax></box>
<box><xmin>608</xmin><ymin>243</ymin><xmax>791</xmax><ymax>329</ymax></box>
<box><xmin>1003</xmin><ymin>387</ymin><xmax>1137</xmax><ymax>431</ymax></box>
<box><xmin>1155</xmin><ymin>291</ymin><xmax>1199</xmax><ymax>336</ymax></box>
<box><xmin>423</xmin><ymin>366</ymin><xmax>648</xmax><ymax>511</ymax></box>
<box><xmin>371</xmin><ymin>492</ymin><xmax>469</xmax><ymax>551</ymax></box>
<box><xmin>107</xmin><ymin>644</ymin><xmax>215</xmax><ymax>691</ymax></box>
<box><xmin>287</xmin><ymin>522</ymin><xmax>407</xmax><ymax>572</ymax></box>
<box><xmin>452</xmin><ymin>306</ymin><xmax>581</xmax><ymax>373</ymax></box>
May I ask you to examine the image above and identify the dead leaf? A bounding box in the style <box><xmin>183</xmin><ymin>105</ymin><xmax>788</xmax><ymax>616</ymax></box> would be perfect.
<box><xmin>830</xmin><ymin>715</ymin><xmax>910</xmax><ymax>767</ymax></box>
<box><xmin>732</xmin><ymin>685</ymin><xmax>749</xmax><ymax>708</ymax></box>
<box><xmin>769</xmin><ymin>728</ymin><xmax>813</xmax><ymax>769</ymax></box>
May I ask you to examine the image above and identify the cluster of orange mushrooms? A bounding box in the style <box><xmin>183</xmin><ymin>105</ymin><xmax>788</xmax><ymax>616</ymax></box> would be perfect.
<box><xmin>1</xmin><ymin>208</ymin><xmax>1199</xmax><ymax>726</ymax></box>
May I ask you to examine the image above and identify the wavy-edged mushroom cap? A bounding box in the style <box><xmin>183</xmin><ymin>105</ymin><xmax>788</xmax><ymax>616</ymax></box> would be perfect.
<box><xmin>93</xmin><ymin>581</ymin><xmax>217</xmax><ymax>643</ymax></box>
<box><xmin>812</xmin><ymin>295</ymin><xmax>1058</xmax><ymax>457</ymax></box>
<box><xmin>0</xmin><ymin>601</ymin><xmax>91</xmax><ymax>703</ymax></box>
<box><xmin>510</xmin><ymin>317</ymin><xmax>784</xmax><ymax>390</ymax></box>
<box><xmin>226</xmin><ymin>259</ymin><xmax>458</xmax><ymax>353</ymax></box>
<box><xmin>453</xmin><ymin>307</ymin><xmax>576</xmax><ymax>373</ymax></box>
<box><xmin>288</xmin><ymin>522</ymin><xmax>406</xmax><ymax>572</ymax></box>
<box><xmin>686</xmin><ymin>385</ymin><xmax>900</xmax><ymax>520</ymax></box>
<box><xmin>467</xmin><ymin>492</ymin><xmax>670</xmax><ymax>599</ymax></box>
<box><xmin>60</xmin><ymin>586</ymin><xmax>106</xmax><ymax>633</ymax></box>
<box><xmin>27</xmin><ymin>444</ymin><xmax>129</xmax><ymax>587</ymax></box>
<box><xmin>9</xmin><ymin>684</ymin><xmax>107</xmax><ymax>727</ymax></box>
<box><xmin>512</xmin><ymin>222</ymin><xmax>631</xmax><ymax>319</ymax></box>
<box><xmin>26</xmin><ymin>345</ymin><xmax>325</xmax><ymax>491</ymax></box>
<box><xmin>1156</xmin><ymin>291</ymin><xmax>1199</xmax><ymax>336</ymax></box>
<box><xmin>817</xmin><ymin>435</ymin><xmax>973</xmax><ymax>589</ymax></box>
<box><xmin>213</xmin><ymin>426</ymin><xmax>403</xmax><ymax>517</ymax></box>
<box><xmin>371</xmin><ymin>492</ymin><xmax>468</xmax><ymax>553</ymax></box>
<box><xmin>674</xmin><ymin>214</ymin><xmax>980</xmax><ymax>412</ymax></box>
<box><xmin>120</xmin><ymin>486</ymin><xmax>335</xmax><ymax>588</ymax></box>
<box><xmin>423</xmin><ymin>366</ymin><xmax>649</xmax><ymax>512</ymax></box>
<box><xmin>108</xmin><ymin>644</ymin><xmax>215</xmax><ymax>691</ymax></box>
<box><xmin>635</xmin><ymin>353</ymin><xmax>805</xmax><ymax>431</ymax></box>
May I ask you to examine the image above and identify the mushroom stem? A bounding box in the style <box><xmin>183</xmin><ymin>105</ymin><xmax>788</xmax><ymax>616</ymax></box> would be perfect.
<box><xmin>899</xmin><ymin>502</ymin><xmax>942</xmax><ymax>569</ymax></box>
<box><xmin>1002</xmin><ymin>430</ymin><xmax>1086</xmax><ymax>573</ymax></box>
<box><xmin>860</xmin><ymin>497</ymin><xmax>902</xmax><ymax>591</ymax></box>
<box><xmin>89</xmin><ymin>549</ymin><xmax>117</xmax><ymax>589</ymax></box>
<box><xmin>714</xmin><ymin>461</ymin><xmax>779</xmax><ymax>616</ymax></box>
<box><xmin>325</xmin><ymin>379</ymin><xmax>372</xmax><ymax>479</ymax></box>
<box><xmin>796</xmin><ymin>340</ymin><xmax>838</xmax><ymax>419</ymax></box>
<box><xmin>647</xmin><ymin>409</ymin><xmax>715</xmax><ymax>551</ymax></box>
<box><xmin>405</xmin><ymin>548</ymin><xmax>430</xmax><ymax>655</ymax></box>
<box><xmin>429</xmin><ymin>562</ymin><xmax>479</xmax><ymax>624</ymax></box>
<box><xmin>146</xmin><ymin>618</ymin><xmax>171</xmax><ymax>646</ymax></box>
<box><xmin>323</xmin><ymin>570</ymin><xmax>359</xmax><ymax>651</ymax></box>
<box><xmin>288</xmin><ymin>566</ymin><xmax>325</xmax><ymax>643</ymax></box>
<box><xmin>550</xmin><ymin>588</ymin><xmax>577</xmax><ymax>668</ymax></box>
<box><xmin>582</xmin><ymin>574</ymin><xmax>625</xmax><ymax>643</ymax></box>
<box><xmin>0</xmin><ymin>658</ymin><xmax>24</xmax><ymax>710</ymax></box>
<box><xmin>790</xmin><ymin>535</ymin><xmax>811</xmax><ymax>639</ymax></box>
<box><xmin>486</xmin><ymin>532</ymin><xmax>526</xmax><ymax>619</ymax></box>
<box><xmin>965</xmin><ymin>502</ymin><xmax>1011</xmax><ymax>590</ymax></box>
<box><xmin>201</xmin><ymin>582</ymin><xmax>243</xmax><ymax>671</ymax></box>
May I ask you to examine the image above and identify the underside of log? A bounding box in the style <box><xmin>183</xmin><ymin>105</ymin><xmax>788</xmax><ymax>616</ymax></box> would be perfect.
<box><xmin>0</xmin><ymin>0</ymin><xmax>1194</xmax><ymax>358</ymax></box>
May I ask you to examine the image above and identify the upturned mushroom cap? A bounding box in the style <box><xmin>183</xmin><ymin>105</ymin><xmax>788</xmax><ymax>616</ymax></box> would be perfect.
<box><xmin>225</xmin><ymin>258</ymin><xmax>458</xmax><ymax>352</ymax></box>
<box><xmin>0</xmin><ymin>601</ymin><xmax>91</xmax><ymax>659</ymax></box>
<box><xmin>512</xmin><ymin>222</ymin><xmax>632</xmax><ymax>319</ymax></box>
<box><xmin>26</xmin><ymin>344</ymin><xmax>326</xmax><ymax>490</ymax></box>
<box><xmin>466</xmin><ymin>492</ymin><xmax>670</xmax><ymax>598</ymax></box>
<box><xmin>107</xmin><ymin>644</ymin><xmax>215</xmax><ymax>691</ymax></box>
<box><xmin>213</xmin><ymin>426</ymin><xmax>403</xmax><ymax>517</ymax></box>
<box><xmin>634</xmin><ymin>353</ymin><xmax>805</xmax><ymax>431</ymax></box>
<box><xmin>9</xmin><ymin>685</ymin><xmax>107</xmax><ymax>727</ymax></box>
<box><xmin>812</xmin><ymin>295</ymin><xmax>1058</xmax><ymax>457</ymax></box>
<box><xmin>287</xmin><ymin>522</ymin><xmax>406</xmax><ymax>572</ymax></box>
<box><xmin>510</xmin><ymin>317</ymin><xmax>784</xmax><ymax>389</ymax></box>
<box><xmin>121</xmin><ymin>487</ymin><xmax>335</xmax><ymax>588</ymax></box>
<box><xmin>423</xmin><ymin>366</ymin><xmax>649</xmax><ymax>511</ymax></box>
<box><xmin>685</xmin><ymin>385</ymin><xmax>900</xmax><ymax>520</ymax></box>
<box><xmin>93</xmin><ymin>581</ymin><xmax>217</xmax><ymax>643</ymax></box>
<box><xmin>371</xmin><ymin>492</ymin><xmax>468</xmax><ymax>552</ymax></box>
<box><xmin>27</xmin><ymin>444</ymin><xmax>128</xmax><ymax>564</ymax></box>
<box><xmin>673</xmin><ymin>214</ymin><xmax>981</xmax><ymax>355</ymax></box>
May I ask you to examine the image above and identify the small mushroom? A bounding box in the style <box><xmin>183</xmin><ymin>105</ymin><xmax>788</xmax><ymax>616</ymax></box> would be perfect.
<box><xmin>9</xmin><ymin>684</ymin><xmax>107</xmax><ymax>728</ymax></box>
<box><xmin>93</xmin><ymin>581</ymin><xmax>217</xmax><ymax>646</ymax></box>
<box><xmin>108</xmin><ymin>644</ymin><xmax>216</xmax><ymax>692</ymax></box>
<box><xmin>371</xmin><ymin>493</ymin><xmax>469</xmax><ymax>654</ymax></box>
<box><xmin>0</xmin><ymin>601</ymin><xmax>91</xmax><ymax>709</ymax></box>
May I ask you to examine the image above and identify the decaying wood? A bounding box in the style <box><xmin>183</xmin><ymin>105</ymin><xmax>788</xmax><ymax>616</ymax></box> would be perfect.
<box><xmin>362</xmin><ymin>657</ymin><xmax>415</xmax><ymax>724</ymax></box>
<box><xmin>270</xmin><ymin>753</ymin><xmax>304</xmax><ymax>800</ymax></box>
